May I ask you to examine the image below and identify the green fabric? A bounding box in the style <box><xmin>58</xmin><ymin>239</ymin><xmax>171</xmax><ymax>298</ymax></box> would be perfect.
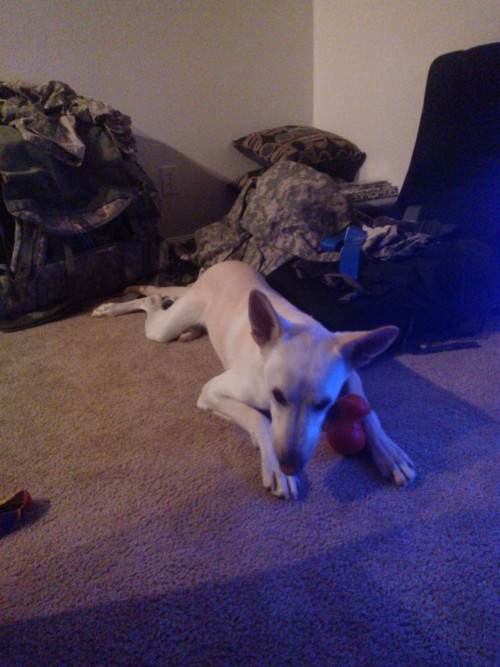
<box><xmin>0</xmin><ymin>80</ymin><xmax>157</xmax><ymax>234</ymax></box>
<box><xmin>0</xmin><ymin>125</ymin><xmax>132</xmax><ymax>233</ymax></box>
<box><xmin>0</xmin><ymin>80</ymin><xmax>160</xmax><ymax>323</ymax></box>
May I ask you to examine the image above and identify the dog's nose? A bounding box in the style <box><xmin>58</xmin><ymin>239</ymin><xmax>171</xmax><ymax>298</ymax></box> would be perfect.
<box><xmin>278</xmin><ymin>449</ymin><xmax>305</xmax><ymax>476</ymax></box>
<box><xmin>279</xmin><ymin>463</ymin><xmax>299</xmax><ymax>476</ymax></box>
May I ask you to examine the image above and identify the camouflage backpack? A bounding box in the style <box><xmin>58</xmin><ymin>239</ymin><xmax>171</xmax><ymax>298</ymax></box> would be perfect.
<box><xmin>0</xmin><ymin>81</ymin><xmax>160</xmax><ymax>331</ymax></box>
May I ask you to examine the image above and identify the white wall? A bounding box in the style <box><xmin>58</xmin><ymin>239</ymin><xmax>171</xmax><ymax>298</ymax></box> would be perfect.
<box><xmin>1</xmin><ymin>0</ymin><xmax>313</xmax><ymax>236</ymax></box>
<box><xmin>314</xmin><ymin>0</ymin><xmax>500</xmax><ymax>188</ymax></box>
<box><xmin>1</xmin><ymin>1</ymin><xmax>498</xmax><ymax>236</ymax></box>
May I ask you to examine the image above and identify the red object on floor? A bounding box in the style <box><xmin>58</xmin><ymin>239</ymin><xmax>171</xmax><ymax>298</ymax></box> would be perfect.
<box><xmin>324</xmin><ymin>394</ymin><xmax>372</xmax><ymax>456</ymax></box>
<box><xmin>0</xmin><ymin>489</ymin><xmax>32</xmax><ymax>533</ymax></box>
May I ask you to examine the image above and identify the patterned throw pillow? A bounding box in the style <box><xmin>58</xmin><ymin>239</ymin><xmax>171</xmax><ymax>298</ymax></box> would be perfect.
<box><xmin>233</xmin><ymin>125</ymin><xmax>366</xmax><ymax>182</ymax></box>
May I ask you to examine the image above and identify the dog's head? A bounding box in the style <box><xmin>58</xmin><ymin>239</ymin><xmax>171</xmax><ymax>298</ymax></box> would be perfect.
<box><xmin>249</xmin><ymin>290</ymin><xmax>399</xmax><ymax>475</ymax></box>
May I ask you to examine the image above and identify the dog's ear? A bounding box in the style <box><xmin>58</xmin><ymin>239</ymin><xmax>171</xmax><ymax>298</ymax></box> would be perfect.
<box><xmin>249</xmin><ymin>290</ymin><xmax>283</xmax><ymax>346</ymax></box>
<box><xmin>335</xmin><ymin>325</ymin><xmax>399</xmax><ymax>368</ymax></box>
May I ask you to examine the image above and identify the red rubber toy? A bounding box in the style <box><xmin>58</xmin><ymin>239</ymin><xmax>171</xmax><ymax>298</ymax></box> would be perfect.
<box><xmin>0</xmin><ymin>489</ymin><xmax>32</xmax><ymax>533</ymax></box>
<box><xmin>324</xmin><ymin>394</ymin><xmax>372</xmax><ymax>456</ymax></box>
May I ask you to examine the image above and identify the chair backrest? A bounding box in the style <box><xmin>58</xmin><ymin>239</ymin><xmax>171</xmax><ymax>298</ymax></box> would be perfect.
<box><xmin>394</xmin><ymin>42</ymin><xmax>500</xmax><ymax>249</ymax></box>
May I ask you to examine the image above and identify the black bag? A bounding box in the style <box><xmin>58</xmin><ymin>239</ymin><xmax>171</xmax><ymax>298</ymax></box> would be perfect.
<box><xmin>268</xmin><ymin>43</ymin><xmax>499</xmax><ymax>349</ymax></box>
<box><xmin>267</xmin><ymin>231</ymin><xmax>495</xmax><ymax>349</ymax></box>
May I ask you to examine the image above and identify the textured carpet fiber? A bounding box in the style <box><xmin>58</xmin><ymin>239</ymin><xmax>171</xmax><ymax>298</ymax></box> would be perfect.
<box><xmin>1</xmin><ymin>307</ymin><xmax>499</xmax><ymax>666</ymax></box>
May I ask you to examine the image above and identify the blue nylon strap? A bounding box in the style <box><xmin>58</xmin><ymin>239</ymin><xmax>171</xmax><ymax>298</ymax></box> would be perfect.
<box><xmin>320</xmin><ymin>226</ymin><xmax>367</xmax><ymax>279</ymax></box>
<box><xmin>339</xmin><ymin>226</ymin><xmax>367</xmax><ymax>279</ymax></box>
<box><xmin>320</xmin><ymin>232</ymin><xmax>345</xmax><ymax>252</ymax></box>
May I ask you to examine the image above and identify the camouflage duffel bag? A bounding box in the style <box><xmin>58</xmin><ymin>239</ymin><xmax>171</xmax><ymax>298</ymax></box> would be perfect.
<box><xmin>0</xmin><ymin>203</ymin><xmax>159</xmax><ymax>332</ymax></box>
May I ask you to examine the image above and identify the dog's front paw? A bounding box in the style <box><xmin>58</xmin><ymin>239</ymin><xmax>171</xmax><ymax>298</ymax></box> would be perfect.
<box><xmin>92</xmin><ymin>303</ymin><xmax>118</xmax><ymax>317</ymax></box>
<box><xmin>371</xmin><ymin>437</ymin><xmax>415</xmax><ymax>486</ymax></box>
<box><xmin>261</xmin><ymin>459</ymin><xmax>299</xmax><ymax>500</ymax></box>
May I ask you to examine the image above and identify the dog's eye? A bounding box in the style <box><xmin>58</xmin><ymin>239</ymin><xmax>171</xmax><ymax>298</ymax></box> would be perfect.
<box><xmin>312</xmin><ymin>398</ymin><xmax>331</xmax><ymax>412</ymax></box>
<box><xmin>272</xmin><ymin>388</ymin><xmax>288</xmax><ymax>407</ymax></box>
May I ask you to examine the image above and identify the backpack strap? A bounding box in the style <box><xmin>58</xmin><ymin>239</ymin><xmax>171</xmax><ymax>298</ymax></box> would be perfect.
<box><xmin>11</xmin><ymin>221</ymin><xmax>44</xmax><ymax>281</ymax></box>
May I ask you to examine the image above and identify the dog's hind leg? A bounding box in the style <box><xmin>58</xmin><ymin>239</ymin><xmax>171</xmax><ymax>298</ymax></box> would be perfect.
<box><xmin>92</xmin><ymin>295</ymin><xmax>162</xmax><ymax>318</ymax></box>
<box><xmin>93</xmin><ymin>291</ymin><xmax>205</xmax><ymax>344</ymax></box>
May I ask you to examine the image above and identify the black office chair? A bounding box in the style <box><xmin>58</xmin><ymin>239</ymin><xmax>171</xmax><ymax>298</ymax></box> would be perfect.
<box><xmin>268</xmin><ymin>42</ymin><xmax>499</xmax><ymax>348</ymax></box>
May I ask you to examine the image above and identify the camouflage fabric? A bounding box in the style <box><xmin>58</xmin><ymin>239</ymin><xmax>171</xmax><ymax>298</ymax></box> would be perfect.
<box><xmin>195</xmin><ymin>161</ymin><xmax>354</xmax><ymax>275</ymax></box>
<box><xmin>0</xmin><ymin>80</ymin><xmax>160</xmax><ymax>234</ymax></box>
<box><xmin>0</xmin><ymin>200</ymin><xmax>160</xmax><ymax>323</ymax></box>
<box><xmin>1</xmin><ymin>80</ymin><xmax>137</xmax><ymax>164</ymax></box>
<box><xmin>0</xmin><ymin>81</ymin><xmax>160</xmax><ymax>324</ymax></box>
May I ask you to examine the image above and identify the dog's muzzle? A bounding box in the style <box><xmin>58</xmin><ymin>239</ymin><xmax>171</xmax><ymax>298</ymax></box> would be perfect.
<box><xmin>278</xmin><ymin>452</ymin><xmax>304</xmax><ymax>476</ymax></box>
<box><xmin>279</xmin><ymin>463</ymin><xmax>300</xmax><ymax>476</ymax></box>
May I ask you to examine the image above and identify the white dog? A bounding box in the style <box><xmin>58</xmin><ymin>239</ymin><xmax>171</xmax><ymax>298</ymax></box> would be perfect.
<box><xmin>93</xmin><ymin>260</ymin><xmax>415</xmax><ymax>499</ymax></box>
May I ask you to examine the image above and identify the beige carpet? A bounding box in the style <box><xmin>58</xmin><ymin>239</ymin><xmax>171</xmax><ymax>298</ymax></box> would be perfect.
<box><xmin>1</xmin><ymin>305</ymin><xmax>499</xmax><ymax>666</ymax></box>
